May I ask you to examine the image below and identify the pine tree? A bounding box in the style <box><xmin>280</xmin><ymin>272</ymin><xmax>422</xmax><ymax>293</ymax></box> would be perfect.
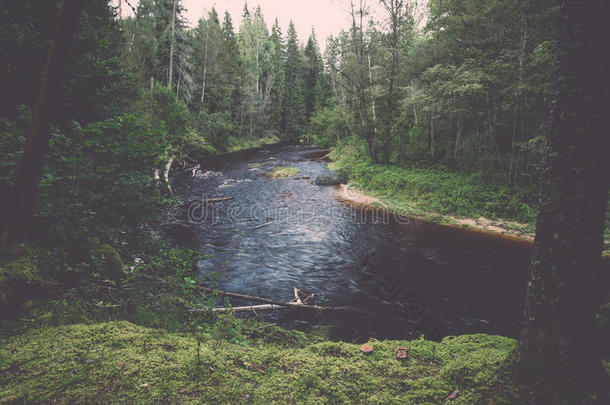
<box><xmin>220</xmin><ymin>11</ymin><xmax>242</xmax><ymax>125</ymax></box>
<box><xmin>267</xmin><ymin>19</ymin><xmax>286</xmax><ymax>134</ymax></box>
<box><xmin>303</xmin><ymin>29</ymin><xmax>324</xmax><ymax>123</ymax></box>
<box><xmin>282</xmin><ymin>21</ymin><xmax>306</xmax><ymax>141</ymax></box>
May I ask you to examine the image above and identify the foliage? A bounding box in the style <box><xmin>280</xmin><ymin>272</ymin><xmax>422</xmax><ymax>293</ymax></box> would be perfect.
<box><xmin>0</xmin><ymin>235</ymin><xmax>208</xmax><ymax>335</ymax></box>
<box><xmin>38</xmin><ymin>116</ymin><xmax>167</xmax><ymax>243</ymax></box>
<box><xmin>226</xmin><ymin>135</ymin><xmax>281</xmax><ymax>153</ymax></box>
<box><xmin>308</xmin><ymin>105</ymin><xmax>349</xmax><ymax>148</ymax></box>
<box><xmin>0</xmin><ymin>0</ymin><xmax>134</xmax><ymax>125</ymax></box>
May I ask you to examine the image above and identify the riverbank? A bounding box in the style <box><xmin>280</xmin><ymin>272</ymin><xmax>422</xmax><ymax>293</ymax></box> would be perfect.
<box><xmin>329</xmin><ymin>145</ymin><xmax>610</xmax><ymax>256</ymax></box>
<box><xmin>335</xmin><ymin>183</ymin><xmax>535</xmax><ymax>243</ymax></box>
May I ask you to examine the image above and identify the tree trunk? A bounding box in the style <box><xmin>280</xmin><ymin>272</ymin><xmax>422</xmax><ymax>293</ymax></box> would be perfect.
<box><xmin>454</xmin><ymin>120</ymin><xmax>462</xmax><ymax>161</ymax></box>
<box><xmin>517</xmin><ymin>0</ymin><xmax>610</xmax><ymax>399</ymax></box>
<box><xmin>168</xmin><ymin>0</ymin><xmax>177</xmax><ymax>87</ymax></box>
<box><xmin>430</xmin><ymin>112</ymin><xmax>435</xmax><ymax>160</ymax></box>
<box><xmin>4</xmin><ymin>0</ymin><xmax>82</xmax><ymax>240</ymax></box>
<box><xmin>124</xmin><ymin>0</ymin><xmax>139</xmax><ymax>57</ymax></box>
<box><xmin>201</xmin><ymin>18</ymin><xmax>209</xmax><ymax>103</ymax></box>
<box><xmin>367</xmin><ymin>50</ymin><xmax>379</xmax><ymax>150</ymax></box>
<box><xmin>176</xmin><ymin>57</ymin><xmax>182</xmax><ymax>99</ymax></box>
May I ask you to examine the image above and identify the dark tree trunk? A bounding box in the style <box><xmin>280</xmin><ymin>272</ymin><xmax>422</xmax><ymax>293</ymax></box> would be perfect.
<box><xmin>517</xmin><ymin>0</ymin><xmax>610</xmax><ymax>399</ymax></box>
<box><xmin>5</xmin><ymin>0</ymin><xmax>82</xmax><ymax>240</ymax></box>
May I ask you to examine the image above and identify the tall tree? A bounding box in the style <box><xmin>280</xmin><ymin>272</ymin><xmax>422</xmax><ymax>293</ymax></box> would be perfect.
<box><xmin>238</xmin><ymin>4</ymin><xmax>271</xmax><ymax>136</ymax></box>
<box><xmin>282</xmin><ymin>21</ymin><xmax>306</xmax><ymax>141</ymax></box>
<box><xmin>192</xmin><ymin>8</ymin><xmax>222</xmax><ymax>108</ymax></box>
<box><xmin>517</xmin><ymin>0</ymin><xmax>610</xmax><ymax>400</ymax></box>
<box><xmin>267</xmin><ymin>19</ymin><xmax>286</xmax><ymax>133</ymax></box>
<box><xmin>303</xmin><ymin>29</ymin><xmax>324</xmax><ymax>123</ymax></box>
<box><xmin>167</xmin><ymin>0</ymin><xmax>177</xmax><ymax>86</ymax></box>
<box><xmin>220</xmin><ymin>11</ymin><xmax>242</xmax><ymax>121</ymax></box>
<box><xmin>5</xmin><ymin>0</ymin><xmax>82</xmax><ymax>239</ymax></box>
<box><xmin>154</xmin><ymin>0</ymin><xmax>186</xmax><ymax>87</ymax></box>
<box><xmin>378</xmin><ymin>0</ymin><xmax>413</xmax><ymax>163</ymax></box>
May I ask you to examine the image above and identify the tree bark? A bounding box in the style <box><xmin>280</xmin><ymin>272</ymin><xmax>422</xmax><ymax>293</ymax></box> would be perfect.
<box><xmin>517</xmin><ymin>0</ymin><xmax>610</xmax><ymax>398</ymax></box>
<box><xmin>4</xmin><ymin>0</ymin><xmax>82</xmax><ymax>240</ymax></box>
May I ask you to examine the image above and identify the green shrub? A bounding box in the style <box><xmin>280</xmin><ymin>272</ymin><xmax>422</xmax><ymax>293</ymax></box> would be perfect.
<box><xmin>91</xmin><ymin>244</ymin><xmax>124</xmax><ymax>282</ymax></box>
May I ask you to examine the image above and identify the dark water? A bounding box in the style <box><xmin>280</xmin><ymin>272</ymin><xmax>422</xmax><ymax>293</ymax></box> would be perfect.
<box><xmin>181</xmin><ymin>145</ymin><xmax>532</xmax><ymax>342</ymax></box>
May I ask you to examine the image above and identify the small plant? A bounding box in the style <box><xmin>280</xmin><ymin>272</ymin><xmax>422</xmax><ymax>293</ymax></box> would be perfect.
<box><xmin>267</xmin><ymin>166</ymin><xmax>301</xmax><ymax>179</ymax></box>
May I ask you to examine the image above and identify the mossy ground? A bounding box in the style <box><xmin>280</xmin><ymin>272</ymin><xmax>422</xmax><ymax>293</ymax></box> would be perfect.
<box><xmin>267</xmin><ymin>166</ymin><xmax>301</xmax><ymax>179</ymax></box>
<box><xmin>0</xmin><ymin>321</ymin><xmax>519</xmax><ymax>404</ymax></box>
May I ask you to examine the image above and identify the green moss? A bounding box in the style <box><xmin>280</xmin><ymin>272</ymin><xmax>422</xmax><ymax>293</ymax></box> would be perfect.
<box><xmin>0</xmin><ymin>244</ymin><xmax>55</xmax><ymax>307</ymax></box>
<box><xmin>0</xmin><ymin>322</ymin><xmax>521</xmax><ymax>404</ymax></box>
<box><xmin>267</xmin><ymin>166</ymin><xmax>301</xmax><ymax>179</ymax></box>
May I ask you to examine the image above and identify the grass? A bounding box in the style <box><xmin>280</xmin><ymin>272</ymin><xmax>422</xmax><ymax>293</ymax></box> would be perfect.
<box><xmin>267</xmin><ymin>166</ymin><xmax>301</xmax><ymax>179</ymax></box>
<box><xmin>0</xmin><ymin>321</ymin><xmax>521</xmax><ymax>404</ymax></box>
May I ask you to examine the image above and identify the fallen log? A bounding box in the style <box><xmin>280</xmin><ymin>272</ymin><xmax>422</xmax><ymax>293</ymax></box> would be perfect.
<box><xmin>212</xmin><ymin>304</ymin><xmax>284</xmax><ymax>312</ymax></box>
<box><xmin>194</xmin><ymin>286</ymin><xmax>345</xmax><ymax>311</ymax></box>
<box><xmin>138</xmin><ymin>274</ymin><xmax>344</xmax><ymax>312</ymax></box>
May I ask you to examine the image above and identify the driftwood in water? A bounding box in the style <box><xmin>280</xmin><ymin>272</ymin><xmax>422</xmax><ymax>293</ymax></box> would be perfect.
<box><xmin>138</xmin><ymin>274</ymin><xmax>341</xmax><ymax>312</ymax></box>
<box><xmin>212</xmin><ymin>304</ymin><xmax>285</xmax><ymax>312</ymax></box>
<box><xmin>201</xmin><ymin>196</ymin><xmax>234</xmax><ymax>203</ymax></box>
<box><xmin>195</xmin><ymin>286</ymin><xmax>344</xmax><ymax>311</ymax></box>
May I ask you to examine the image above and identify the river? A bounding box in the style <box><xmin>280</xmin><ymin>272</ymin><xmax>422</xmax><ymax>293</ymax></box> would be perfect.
<box><xmin>179</xmin><ymin>145</ymin><xmax>532</xmax><ymax>342</ymax></box>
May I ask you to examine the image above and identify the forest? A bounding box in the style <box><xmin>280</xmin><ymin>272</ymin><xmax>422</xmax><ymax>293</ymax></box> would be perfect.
<box><xmin>0</xmin><ymin>0</ymin><xmax>608</xmax><ymax>403</ymax></box>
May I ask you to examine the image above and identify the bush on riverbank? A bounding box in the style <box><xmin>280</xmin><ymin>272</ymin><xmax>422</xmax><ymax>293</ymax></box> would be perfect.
<box><xmin>0</xmin><ymin>321</ymin><xmax>521</xmax><ymax>404</ymax></box>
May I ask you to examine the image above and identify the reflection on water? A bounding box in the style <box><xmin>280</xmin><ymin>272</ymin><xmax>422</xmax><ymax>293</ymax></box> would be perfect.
<box><xmin>181</xmin><ymin>145</ymin><xmax>532</xmax><ymax>342</ymax></box>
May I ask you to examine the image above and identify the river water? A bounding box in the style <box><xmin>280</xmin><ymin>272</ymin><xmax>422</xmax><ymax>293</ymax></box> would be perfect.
<box><xmin>179</xmin><ymin>145</ymin><xmax>532</xmax><ymax>342</ymax></box>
